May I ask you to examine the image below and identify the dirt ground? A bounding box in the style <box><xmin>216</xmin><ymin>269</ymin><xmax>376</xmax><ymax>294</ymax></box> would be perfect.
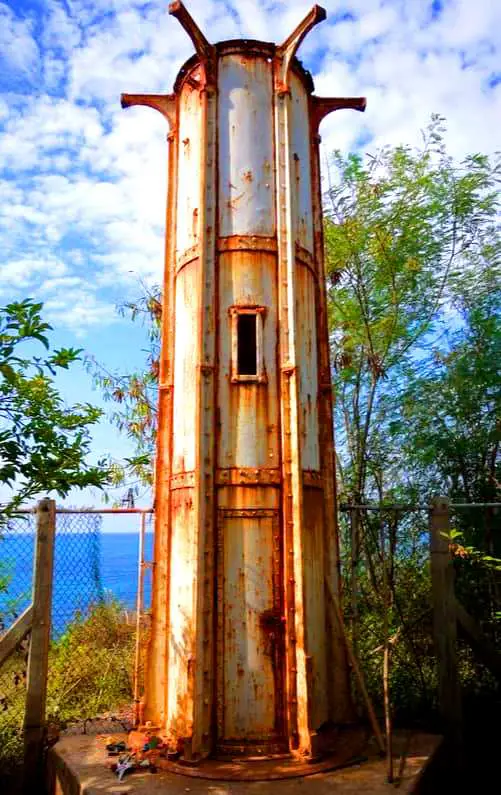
<box><xmin>47</xmin><ymin>730</ymin><xmax>441</xmax><ymax>795</ymax></box>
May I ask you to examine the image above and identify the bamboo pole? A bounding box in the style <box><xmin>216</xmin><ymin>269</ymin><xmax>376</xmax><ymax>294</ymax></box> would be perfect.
<box><xmin>350</xmin><ymin>507</ymin><xmax>360</xmax><ymax>660</ymax></box>
<box><xmin>380</xmin><ymin>513</ymin><xmax>393</xmax><ymax>783</ymax></box>
<box><xmin>383</xmin><ymin>642</ymin><xmax>393</xmax><ymax>782</ymax></box>
<box><xmin>325</xmin><ymin>579</ymin><xmax>386</xmax><ymax>754</ymax></box>
<box><xmin>23</xmin><ymin>498</ymin><xmax>56</xmax><ymax>794</ymax></box>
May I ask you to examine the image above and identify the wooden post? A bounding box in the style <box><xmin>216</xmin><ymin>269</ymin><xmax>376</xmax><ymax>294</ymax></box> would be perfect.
<box><xmin>350</xmin><ymin>506</ymin><xmax>360</xmax><ymax>659</ymax></box>
<box><xmin>429</xmin><ymin>496</ymin><xmax>462</xmax><ymax>750</ymax></box>
<box><xmin>23</xmin><ymin>498</ymin><xmax>56</xmax><ymax>793</ymax></box>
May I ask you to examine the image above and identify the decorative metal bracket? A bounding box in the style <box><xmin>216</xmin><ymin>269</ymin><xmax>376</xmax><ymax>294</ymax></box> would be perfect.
<box><xmin>169</xmin><ymin>1</ymin><xmax>217</xmax><ymax>87</ymax></box>
<box><xmin>120</xmin><ymin>93</ymin><xmax>176</xmax><ymax>129</ymax></box>
<box><xmin>275</xmin><ymin>5</ymin><xmax>326</xmax><ymax>93</ymax></box>
<box><xmin>312</xmin><ymin>95</ymin><xmax>367</xmax><ymax>132</ymax></box>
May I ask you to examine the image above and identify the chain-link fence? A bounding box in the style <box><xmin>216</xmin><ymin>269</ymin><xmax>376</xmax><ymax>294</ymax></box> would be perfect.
<box><xmin>0</xmin><ymin>514</ymin><xmax>34</xmax><ymax>777</ymax></box>
<box><xmin>0</xmin><ymin>506</ymin><xmax>153</xmax><ymax>786</ymax></box>
<box><xmin>47</xmin><ymin>510</ymin><xmax>153</xmax><ymax>735</ymax></box>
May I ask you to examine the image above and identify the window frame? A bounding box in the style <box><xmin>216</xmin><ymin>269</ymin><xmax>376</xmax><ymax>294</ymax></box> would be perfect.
<box><xmin>229</xmin><ymin>305</ymin><xmax>267</xmax><ymax>384</ymax></box>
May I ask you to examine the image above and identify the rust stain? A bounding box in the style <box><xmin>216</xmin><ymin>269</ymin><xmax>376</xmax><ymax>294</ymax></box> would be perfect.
<box><xmin>226</xmin><ymin>192</ymin><xmax>245</xmax><ymax>210</ymax></box>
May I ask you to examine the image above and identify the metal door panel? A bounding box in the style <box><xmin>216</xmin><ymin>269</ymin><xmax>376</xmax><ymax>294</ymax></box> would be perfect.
<box><xmin>217</xmin><ymin>509</ymin><xmax>284</xmax><ymax>751</ymax></box>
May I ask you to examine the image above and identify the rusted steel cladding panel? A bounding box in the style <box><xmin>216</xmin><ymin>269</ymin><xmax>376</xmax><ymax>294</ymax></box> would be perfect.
<box><xmin>218</xmin><ymin>251</ymin><xmax>280</xmax><ymax>468</ymax></box>
<box><xmin>302</xmin><ymin>488</ymin><xmax>328</xmax><ymax>730</ymax></box>
<box><xmin>166</xmin><ymin>487</ymin><xmax>196</xmax><ymax>742</ymax></box>
<box><xmin>296</xmin><ymin>264</ymin><xmax>320</xmax><ymax>470</ymax></box>
<box><xmin>290</xmin><ymin>71</ymin><xmax>314</xmax><ymax>253</ymax></box>
<box><xmin>218</xmin><ymin>55</ymin><xmax>275</xmax><ymax>237</ymax></box>
<box><xmin>218</xmin><ymin>510</ymin><xmax>281</xmax><ymax>742</ymax></box>
<box><xmin>217</xmin><ymin>485</ymin><xmax>280</xmax><ymax>512</ymax></box>
<box><xmin>176</xmin><ymin>68</ymin><xmax>202</xmax><ymax>256</ymax></box>
<box><xmin>172</xmin><ymin>260</ymin><xmax>199</xmax><ymax>473</ymax></box>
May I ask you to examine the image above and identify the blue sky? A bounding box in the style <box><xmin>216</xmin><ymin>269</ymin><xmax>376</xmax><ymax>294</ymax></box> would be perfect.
<box><xmin>1</xmin><ymin>0</ymin><xmax>500</xmax><ymax>509</ymax></box>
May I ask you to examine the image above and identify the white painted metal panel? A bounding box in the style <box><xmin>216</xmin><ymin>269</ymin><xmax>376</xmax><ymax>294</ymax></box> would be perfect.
<box><xmin>172</xmin><ymin>261</ymin><xmax>199</xmax><ymax>473</ymax></box>
<box><xmin>220</xmin><ymin>512</ymin><xmax>277</xmax><ymax>740</ymax></box>
<box><xmin>290</xmin><ymin>71</ymin><xmax>313</xmax><ymax>252</ymax></box>
<box><xmin>167</xmin><ymin>489</ymin><xmax>197</xmax><ymax>739</ymax></box>
<box><xmin>303</xmin><ymin>490</ymin><xmax>328</xmax><ymax>730</ymax></box>
<box><xmin>217</xmin><ymin>251</ymin><xmax>279</xmax><ymax>468</ymax></box>
<box><xmin>297</xmin><ymin>264</ymin><xmax>320</xmax><ymax>469</ymax></box>
<box><xmin>176</xmin><ymin>72</ymin><xmax>202</xmax><ymax>255</ymax></box>
<box><xmin>218</xmin><ymin>55</ymin><xmax>275</xmax><ymax>237</ymax></box>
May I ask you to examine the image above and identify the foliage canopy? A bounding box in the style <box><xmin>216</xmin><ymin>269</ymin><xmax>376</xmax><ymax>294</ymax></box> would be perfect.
<box><xmin>0</xmin><ymin>299</ymin><xmax>109</xmax><ymax>515</ymax></box>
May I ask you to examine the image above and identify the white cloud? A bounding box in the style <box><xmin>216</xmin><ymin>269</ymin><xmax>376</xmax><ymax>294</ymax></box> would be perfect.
<box><xmin>43</xmin><ymin>291</ymin><xmax>117</xmax><ymax>335</ymax></box>
<box><xmin>0</xmin><ymin>0</ymin><xmax>499</xmax><ymax>341</ymax></box>
<box><xmin>42</xmin><ymin>0</ymin><xmax>83</xmax><ymax>53</ymax></box>
<box><xmin>0</xmin><ymin>2</ymin><xmax>40</xmax><ymax>84</ymax></box>
<box><xmin>0</xmin><ymin>256</ymin><xmax>67</xmax><ymax>289</ymax></box>
<box><xmin>40</xmin><ymin>275</ymin><xmax>86</xmax><ymax>292</ymax></box>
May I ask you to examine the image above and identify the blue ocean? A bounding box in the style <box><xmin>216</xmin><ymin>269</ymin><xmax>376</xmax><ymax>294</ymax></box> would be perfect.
<box><xmin>0</xmin><ymin>531</ymin><xmax>154</xmax><ymax>635</ymax></box>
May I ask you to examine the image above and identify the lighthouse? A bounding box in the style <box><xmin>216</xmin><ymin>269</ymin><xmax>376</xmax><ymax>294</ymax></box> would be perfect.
<box><xmin>122</xmin><ymin>1</ymin><xmax>366</xmax><ymax>764</ymax></box>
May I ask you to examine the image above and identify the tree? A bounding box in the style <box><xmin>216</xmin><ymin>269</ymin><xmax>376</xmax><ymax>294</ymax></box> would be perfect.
<box><xmin>402</xmin><ymin>293</ymin><xmax>500</xmax><ymax>507</ymax></box>
<box><xmin>0</xmin><ymin>299</ymin><xmax>109</xmax><ymax>516</ymax></box>
<box><xmin>401</xmin><ymin>289</ymin><xmax>501</xmax><ymax>645</ymax></box>
<box><xmin>86</xmin><ymin>284</ymin><xmax>161</xmax><ymax>495</ymax></box>
<box><xmin>324</xmin><ymin>114</ymin><xmax>499</xmax><ymax>629</ymax></box>
<box><xmin>325</xmin><ymin>115</ymin><xmax>500</xmax><ymax>507</ymax></box>
<box><xmin>323</xmin><ymin>116</ymin><xmax>499</xmax><ymax>727</ymax></box>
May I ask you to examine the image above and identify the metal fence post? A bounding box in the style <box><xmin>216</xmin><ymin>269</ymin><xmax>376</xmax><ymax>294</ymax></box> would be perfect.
<box><xmin>23</xmin><ymin>498</ymin><xmax>56</xmax><ymax>792</ymax></box>
<box><xmin>133</xmin><ymin>512</ymin><xmax>146</xmax><ymax>726</ymax></box>
<box><xmin>429</xmin><ymin>496</ymin><xmax>462</xmax><ymax>750</ymax></box>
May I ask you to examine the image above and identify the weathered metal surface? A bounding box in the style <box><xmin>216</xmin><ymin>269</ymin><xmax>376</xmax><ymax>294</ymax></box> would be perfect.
<box><xmin>218</xmin><ymin>55</ymin><xmax>275</xmax><ymax>237</ymax></box>
<box><xmin>176</xmin><ymin>71</ymin><xmax>202</xmax><ymax>256</ymax></box>
<box><xmin>216</xmin><ymin>468</ymin><xmax>281</xmax><ymax>486</ymax></box>
<box><xmin>310</xmin><ymin>93</ymin><xmax>360</xmax><ymax>725</ymax></box>
<box><xmin>218</xmin><ymin>235</ymin><xmax>277</xmax><ymax>253</ymax></box>
<box><xmin>302</xmin><ymin>489</ymin><xmax>328</xmax><ymax>731</ymax></box>
<box><xmin>218</xmin><ymin>250</ymin><xmax>279</xmax><ymax>469</ymax></box>
<box><xmin>170</xmin><ymin>470</ymin><xmax>195</xmax><ymax>489</ymax></box>
<box><xmin>191</xmin><ymin>48</ymin><xmax>218</xmax><ymax>757</ymax></box>
<box><xmin>166</xmin><ymin>487</ymin><xmax>196</xmax><ymax>741</ymax></box>
<box><xmin>217</xmin><ymin>509</ymin><xmax>283</xmax><ymax>747</ymax></box>
<box><xmin>143</xmin><ymin>99</ymin><xmax>179</xmax><ymax>729</ymax></box>
<box><xmin>121</xmin><ymin>0</ymin><xmax>366</xmax><ymax>767</ymax></box>
<box><xmin>296</xmin><ymin>264</ymin><xmax>320</xmax><ymax>470</ymax></box>
<box><xmin>172</xmin><ymin>260</ymin><xmax>199</xmax><ymax>474</ymax></box>
<box><xmin>290</xmin><ymin>71</ymin><xmax>314</xmax><ymax>253</ymax></box>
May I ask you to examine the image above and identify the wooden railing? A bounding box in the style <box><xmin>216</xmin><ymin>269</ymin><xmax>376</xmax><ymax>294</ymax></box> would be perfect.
<box><xmin>0</xmin><ymin>500</ymin><xmax>154</xmax><ymax>793</ymax></box>
<box><xmin>338</xmin><ymin>497</ymin><xmax>501</xmax><ymax>776</ymax></box>
<box><xmin>429</xmin><ymin>496</ymin><xmax>501</xmax><ymax>754</ymax></box>
<box><xmin>0</xmin><ymin>498</ymin><xmax>56</xmax><ymax>793</ymax></box>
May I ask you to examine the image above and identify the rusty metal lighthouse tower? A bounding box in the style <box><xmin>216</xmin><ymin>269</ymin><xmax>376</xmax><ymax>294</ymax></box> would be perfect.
<box><xmin>122</xmin><ymin>2</ymin><xmax>365</xmax><ymax>765</ymax></box>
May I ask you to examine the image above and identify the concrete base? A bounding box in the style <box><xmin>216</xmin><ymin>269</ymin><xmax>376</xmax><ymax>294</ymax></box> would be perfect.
<box><xmin>47</xmin><ymin>731</ymin><xmax>441</xmax><ymax>794</ymax></box>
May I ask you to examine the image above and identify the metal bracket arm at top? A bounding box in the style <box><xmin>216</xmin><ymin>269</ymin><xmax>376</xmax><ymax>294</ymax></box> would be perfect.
<box><xmin>312</xmin><ymin>95</ymin><xmax>367</xmax><ymax>132</ymax></box>
<box><xmin>275</xmin><ymin>5</ymin><xmax>326</xmax><ymax>92</ymax></box>
<box><xmin>169</xmin><ymin>1</ymin><xmax>216</xmax><ymax>86</ymax></box>
<box><xmin>120</xmin><ymin>93</ymin><xmax>176</xmax><ymax>128</ymax></box>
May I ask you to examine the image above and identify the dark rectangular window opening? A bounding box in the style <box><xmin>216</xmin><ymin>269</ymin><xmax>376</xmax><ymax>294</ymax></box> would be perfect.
<box><xmin>237</xmin><ymin>313</ymin><xmax>257</xmax><ymax>375</ymax></box>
